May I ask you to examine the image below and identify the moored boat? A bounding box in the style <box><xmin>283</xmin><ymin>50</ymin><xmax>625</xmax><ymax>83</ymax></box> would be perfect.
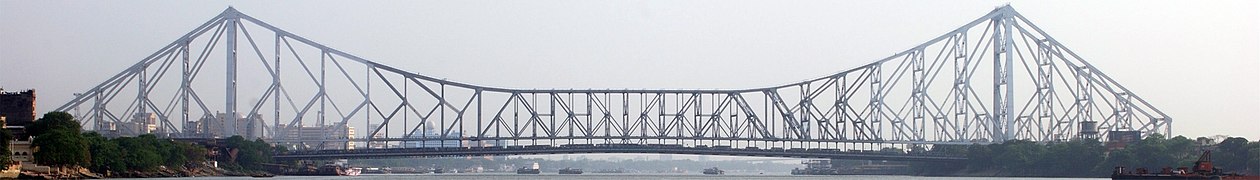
<box><xmin>1112</xmin><ymin>150</ymin><xmax>1259</xmax><ymax>180</ymax></box>
<box><xmin>283</xmin><ymin>163</ymin><xmax>361</xmax><ymax>176</ymax></box>
<box><xmin>516</xmin><ymin>163</ymin><xmax>541</xmax><ymax>174</ymax></box>
<box><xmin>702</xmin><ymin>167</ymin><xmax>724</xmax><ymax>175</ymax></box>
<box><xmin>558</xmin><ymin>167</ymin><xmax>583</xmax><ymax>174</ymax></box>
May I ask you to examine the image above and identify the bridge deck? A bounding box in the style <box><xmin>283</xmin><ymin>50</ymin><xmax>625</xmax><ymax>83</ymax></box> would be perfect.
<box><xmin>275</xmin><ymin>144</ymin><xmax>965</xmax><ymax>162</ymax></box>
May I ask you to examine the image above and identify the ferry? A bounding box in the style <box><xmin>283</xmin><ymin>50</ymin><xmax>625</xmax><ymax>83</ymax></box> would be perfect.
<box><xmin>516</xmin><ymin>163</ymin><xmax>541</xmax><ymax>174</ymax></box>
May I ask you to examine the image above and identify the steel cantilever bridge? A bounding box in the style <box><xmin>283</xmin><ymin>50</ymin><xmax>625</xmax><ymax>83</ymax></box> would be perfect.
<box><xmin>56</xmin><ymin>5</ymin><xmax>1169</xmax><ymax>161</ymax></box>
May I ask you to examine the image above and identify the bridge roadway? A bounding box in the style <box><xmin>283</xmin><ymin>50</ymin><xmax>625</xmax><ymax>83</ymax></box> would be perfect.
<box><xmin>273</xmin><ymin>144</ymin><xmax>965</xmax><ymax>162</ymax></box>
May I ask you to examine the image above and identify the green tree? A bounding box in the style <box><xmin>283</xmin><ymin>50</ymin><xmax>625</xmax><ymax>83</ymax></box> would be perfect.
<box><xmin>1131</xmin><ymin>134</ymin><xmax>1175</xmax><ymax>168</ymax></box>
<box><xmin>966</xmin><ymin>143</ymin><xmax>995</xmax><ymax>171</ymax></box>
<box><xmin>28</xmin><ymin>112</ymin><xmax>90</xmax><ymax>167</ymax></box>
<box><xmin>83</xmin><ymin>132</ymin><xmax>124</xmax><ymax>173</ymax></box>
<box><xmin>178</xmin><ymin>141</ymin><xmax>208</xmax><ymax>164</ymax></box>
<box><xmin>1216</xmin><ymin>137</ymin><xmax>1250</xmax><ymax>172</ymax></box>
<box><xmin>31</xmin><ymin>129</ymin><xmax>89</xmax><ymax>167</ymax></box>
<box><xmin>1039</xmin><ymin>138</ymin><xmax>1105</xmax><ymax>176</ymax></box>
<box><xmin>1101</xmin><ymin>148</ymin><xmax>1138</xmax><ymax>172</ymax></box>
<box><xmin>114</xmin><ymin>136</ymin><xmax>163</xmax><ymax>171</ymax></box>
<box><xmin>0</xmin><ymin>128</ymin><xmax>12</xmax><ymax>167</ymax></box>
<box><xmin>993</xmin><ymin>140</ymin><xmax>1045</xmax><ymax>173</ymax></box>
<box><xmin>1247</xmin><ymin>142</ymin><xmax>1259</xmax><ymax>175</ymax></box>
<box><xmin>221</xmin><ymin>136</ymin><xmax>277</xmax><ymax>171</ymax></box>
<box><xmin>26</xmin><ymin>112</ymin><xmax>80</xmax><ymax>136</ymax></box>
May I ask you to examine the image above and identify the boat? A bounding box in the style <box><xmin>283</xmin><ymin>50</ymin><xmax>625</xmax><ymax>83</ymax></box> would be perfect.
<box><xmin>344</xmin><ymin>167</ymin><xmax>362</xmax><ymax>176</ymax></box>
<box><xmin>792</xmin><ymin>159</ymin><xmax>910</xmax><ymax>175</ymax></box>
<box><xmin>433</xmin><ymin>167</ymin><xmax>446</xmax><ymax>174</ymax></box>
<box><xmin>516</xmin><ymin>163</ymin><xmax>541</xmax><ymax>174</ymax></box>
<box><xmin>1112</xmin><ymin>150</ymin><xmax>1260</xmax><ymax>180</ymax></box>
<box><xmin>283</xmin><ymin>163</ymin><xmax>361</xmax><ymax>176</ymax></box>
<box><xmin>559</xmin><ymin>167</ymin><xmax>583</xmax><ymax>174</ymax></box>
<box><xmin>702</xmin><ymin>167</ymin><xmax>724</xmax><ymax>175</ymax></box>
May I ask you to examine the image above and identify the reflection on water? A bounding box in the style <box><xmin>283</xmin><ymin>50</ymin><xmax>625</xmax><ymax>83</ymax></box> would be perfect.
<box><xmin>143</xmin><ymin>173</ymin><xmax>1108</xmax><ymax>180</ymax></box>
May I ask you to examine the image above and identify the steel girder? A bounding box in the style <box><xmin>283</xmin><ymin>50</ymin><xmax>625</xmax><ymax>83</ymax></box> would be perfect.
<box><xmin>56</xmin><ymin>5</ymin><xmax>1170</xmax><ymax>151</ymax></box>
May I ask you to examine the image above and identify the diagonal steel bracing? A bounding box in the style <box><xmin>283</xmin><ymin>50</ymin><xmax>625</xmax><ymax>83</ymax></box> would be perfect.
<box><xmin>57</xmin><ymin>5</ymin><xmax>1170</xmax><ymax>152</ymax></box>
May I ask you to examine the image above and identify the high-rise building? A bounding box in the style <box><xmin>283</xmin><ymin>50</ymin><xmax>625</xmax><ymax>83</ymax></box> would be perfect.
<box><xmin>274</xmin><ymin>124</ymin><xmax>355</xmax><ymax>150</ymax></box>
<box><xmin>183</xmin><ymin>112</ymin><xmax>265</xmax><ymax>138</ymax></box>
<box><xmin>0</xmin><ymin>89</ymin><xmax>36</xmax><ymax>127</ymax></box>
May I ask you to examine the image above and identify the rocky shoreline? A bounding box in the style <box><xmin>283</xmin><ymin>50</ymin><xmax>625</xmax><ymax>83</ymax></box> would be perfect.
<box><xmin>15</xmin><ymin>164</ymin><xmax>273</xmax><ymax>179</ymax></box>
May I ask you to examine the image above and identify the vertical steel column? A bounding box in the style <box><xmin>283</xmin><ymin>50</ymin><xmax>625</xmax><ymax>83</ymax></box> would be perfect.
<box><xmin>181</xmin><ymin>41</ymin><xmax>191</xmax><ymax>137</ymax></box>
<box><xmin>799</xmin><ymin>84</ymin><xmax>811</xmax><ymax>141</ymax></box>
<box><xmin>1076</xmin><ymin>65</ymin><xmax>1095</xmax><ymax>139</ymax></box>
<box><xmin>273</xmin><ymin>35</ymin><xmax>282</xmax><ymax>139</ymax></box>
<box><xmin>952</xmin><ymin>33</ymin><xmax>970</xmax><ymax>140</ymax></box>
<box><xmin>991</xmin><ymin>11</ymin><xmax>1015</xmax><ymax>142</ymax></box>
<box><xmin>910</xmin><ymin>50</ymin><xmax>926</xmax><ymax>141</ymax></box>
<box><xmin>94</xmin><ymin>91</ymin><xmax>104</xmax><ymax>132</ymax></box>
<box><xmin>1036</xmin><ymin>40</ymin><xmax>1057</xmax><ymax>140</ymax></box>
<box><xmin>224</xmin><ymin>12</ymin><xmax>240</xmax><ymax>137</ymax></box>
<box><xmin>476</xmin><ymin>89</ymin><xmax>483</xmax><ymax>147</ymax></box>
<box><xmin>869</xmin><ymin>65</ymin><xmax>883</xmax><ymax>140</ymax></box>
<box><xmin>836</xmin><ymin>76</ymin><xmax>847</xmax><ymax>140</ymax></box>
<box><xmin>136</xmin><ymin>60</ymin><xmax>148</xmax><ymax>135</ymax></box>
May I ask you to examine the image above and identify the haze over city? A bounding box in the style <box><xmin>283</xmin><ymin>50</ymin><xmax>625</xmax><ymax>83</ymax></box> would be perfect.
<box><xmin>2</xmin><ymin>1</ymin><xmax>1257</xmax><ymax>141</ymax></box>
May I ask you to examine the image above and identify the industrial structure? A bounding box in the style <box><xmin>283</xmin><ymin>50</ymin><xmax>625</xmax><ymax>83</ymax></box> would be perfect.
<box><xmin>54</xmin><ymin>5</ymin><xmax>1169</xmax><ymax>160</ymax></box>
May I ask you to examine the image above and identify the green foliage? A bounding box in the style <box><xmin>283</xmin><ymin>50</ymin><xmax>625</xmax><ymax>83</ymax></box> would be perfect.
<box><xmin>81</xmin><ymin>132</ymin><xmax>211</xmax><ymax>173</ymax></box>
<box><xmin>921</xmin><ymin>135</ymin><xmax>1260</xmax><ymax>177</ymax></box>
<box><xmin>29</xmin><ymin>112</ymin><xmax>91</xmax><ymax>167</ymax></box>
<box><xmin>219</xmin><ymin>135</ymin><xmax>277</xmax><ymax>171</ymax></box>
<box><xmin>1044</xmin><ymin>138</ymin><xmax>1106</xmax><ymax>176</ymax></box>
<box><xmin>0</xmin><ymin>128</ymin><xmax>12</xmax><ymax>167</ymax></box>
<box><xmin>21</xmin><ymin>111</ymin><xmax>222</xmax><ymax>174</ymax></box>
<box><xmin>26</xmin><ymin>112</ymin><xmax>80</xmax><ymax>136</ymax></box>
<box><xmin>1215</xmin><ymin>137</ymin><xmax>1250</xmax><ymax>173</ymax></box>
<box><xmin>1247</xmin><ymin>142</ymin><xmax>1260</xmax><ymax>175</ymax></box>
<box><xmin>994</xmin><ymin>140</ymin><xmax>1045</xmax><ymax>173</ymax></box>
<box><xmin>31</xmin><ymin>129</ymin><xmax>89</xmax><ymax>167</ymax></box>
<box><xmin>965</xmin><ymin>144</ymin><xmax>995</xmax><ymax>170</ymax></box>
<box><xmin>114</xmin><ymin>135</ymin><xmax>164</xmax><ymax>170</ymax></box>
<box><xmin>83</xmin><ymin>132</ymin><xmax>125</xmax><ymax>173</ymax></box>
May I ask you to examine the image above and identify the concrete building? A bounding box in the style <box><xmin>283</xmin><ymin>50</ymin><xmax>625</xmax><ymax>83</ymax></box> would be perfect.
<box><xmin>275</xmin><ymin>124</ymin><xmax>355</xmax><ymax>150</ymax></box>
<box><xmin>365</xmin><ymin>123</ymin><xmax>388</xmax><ymax>149</ymax></box>
<box><xmin>403</xmin><ymin>123</ymin><xmax>503</xmax><ymax>148</ymax></box>
<box><xmin>182</xmin><ymin>112</ymin><xmax>266</xmax><ymax>139</ymax></box>
<box><xmin>97</xmin><ymin>112</ymin><xmax>161</xmax><ymax>137</ymax></box>
<box><xmin>0</xmin><ymin>89</ymin><xmax>35</xmax><ymax>127</ymax></box>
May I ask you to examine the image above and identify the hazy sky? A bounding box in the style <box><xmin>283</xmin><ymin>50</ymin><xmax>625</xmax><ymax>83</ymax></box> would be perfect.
<box><xmin>1</xmin><ymin>0</ymin><xmax>1257</xmax><ymax>142</ymax></box>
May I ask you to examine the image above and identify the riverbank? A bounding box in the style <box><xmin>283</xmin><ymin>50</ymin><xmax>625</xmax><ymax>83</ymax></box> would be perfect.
<box><xmin>14</xmin><ymin>163</ymin><xmax>272</xmax><ymax>179</ymax></box>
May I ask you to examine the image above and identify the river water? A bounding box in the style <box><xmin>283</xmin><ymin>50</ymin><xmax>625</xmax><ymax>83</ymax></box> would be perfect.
<box><xmin>135</xmin><ymin>174</ymin><xmax>1107</xmax><ymax>180</ymax></box>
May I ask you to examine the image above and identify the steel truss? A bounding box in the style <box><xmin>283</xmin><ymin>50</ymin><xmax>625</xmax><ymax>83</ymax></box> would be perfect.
<box><xmin>56</xmin><ymin>5</ymin><xmax>1169</xmax><ymax>150</ymax></box>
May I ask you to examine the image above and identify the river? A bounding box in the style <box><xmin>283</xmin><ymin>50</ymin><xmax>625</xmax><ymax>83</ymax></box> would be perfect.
<box><xmin>135</xmin><ymin>174</ymin><xmax>1107</xmax><ymax>180</ymax></box>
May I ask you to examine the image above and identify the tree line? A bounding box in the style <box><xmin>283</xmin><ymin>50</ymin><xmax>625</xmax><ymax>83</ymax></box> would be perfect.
<box><xmin>2</xmin><ymin>112</ymin><xmax>280</xmax><ymax>174</ymax></box>
<box><xmin>915</xmin><ymin>134</ymin><xmax>1260</xmax><ymax>177</ymax></box>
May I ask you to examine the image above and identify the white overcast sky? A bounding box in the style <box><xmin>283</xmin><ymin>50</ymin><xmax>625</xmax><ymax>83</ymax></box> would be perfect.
<box><xmin>1</xmin><ymin>0</ymin><xmax>1257</xmax><ymax>141</ymax></box>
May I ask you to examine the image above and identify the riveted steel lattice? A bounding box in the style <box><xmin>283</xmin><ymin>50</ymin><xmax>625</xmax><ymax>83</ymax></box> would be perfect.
<box><xmin>57</xmin><ymin>5</ymin><xmax>1169</xmax><ymax>151</ymax></box>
